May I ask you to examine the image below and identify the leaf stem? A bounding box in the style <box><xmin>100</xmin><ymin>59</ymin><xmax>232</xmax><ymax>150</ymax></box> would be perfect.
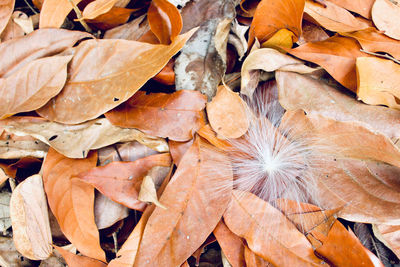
<box><xmin>67</xmin><ymin>0</ymin><xmax>93</xmax><ymax>33</ymax></box>
<box><xmin>360</xmin><ymin>49</ymin><xmax>400</xmax><ymax>65</ymax></box>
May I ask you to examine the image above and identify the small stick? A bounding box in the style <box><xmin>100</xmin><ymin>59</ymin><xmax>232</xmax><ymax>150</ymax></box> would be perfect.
<box><xmin>112</xmin><ymin>232</ymin><xmax>118</xmax><ymax>254</ymax></box>
<box><xmin>360</xmin><ymin>49</ymin><xmax>400</xmax><ymax>65</ymax></box>
<box><xmin>23</xmin><ymin>0</ymin><xmax>38</xmax><ymax>14</ymax></box>
<box><xmin>67</xmin><ymin>0</ymin><xmax>92</xmax><ymax>33</ymax></box>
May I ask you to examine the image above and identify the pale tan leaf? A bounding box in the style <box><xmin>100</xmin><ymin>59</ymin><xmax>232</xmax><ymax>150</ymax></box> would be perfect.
<box><xmin>0</xmin><ymin>190</ymin><xmax>11</xmax><ymax>232</ymax></box>
<box><xmin>94</xmin><ymin>193</ymin><xmax>128</xmax><ymax>230</ymax></box>
<box><xmin>138</xmin><ymin>166</ymin><xmax>170</xmax><ymax>209</ymax></box>
<box><xmin>39</xmin><ymin>0</ymin><xmax>83</xmax><ymax>28</ymax></box>
<box><xmin>0</xmin><ymin>0</ymin><xmax>15</xmax><ymax>35</ymax></box>
<box><xmin>372</xmin><ymin>0</ymin><xmax>400</xmax><ymax>40</ymax></box>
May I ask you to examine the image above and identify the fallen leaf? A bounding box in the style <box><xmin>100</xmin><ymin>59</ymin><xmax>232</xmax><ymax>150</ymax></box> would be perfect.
<box><xmin>0</xmin><ymin>55</ymin><xmax>72</xmax><ymax>119</ymax></box>
<box><xmin>341</xmin><ymin>28</ymin><xmax>400</xmax><ymax>61</ymax></box>
<box><xmin>372</xmin><ymin>0</ymin><xmax>400</xmax><ymax>40</ymax></box>
<box><xmin>0</xmin><ymin>16</ymin><xmax>25</xmax><ymax>41</ymax></box>
<box><xmin>10</xmin><ymin>175</ymin><xmax>52</xmax><ymax>260</ymax></box>
<box><xmin>152</xmin><ymin>58</ymin><xmax>175</xmax><ymax>85</ymax></box>
<box><xmin>327</xmin><ymin>0</ymin><xmax>374</xmax><ymax>18</ymax></box>
<box><xmin>94</xmin><ymin>193</ymin><xmax>129</xmax><ymax>230</ymax></box>
<box><xmin>224</xmin><ymin>190</ymin><xmax>324</xmax><ymax>266</ymax></box>
<box><xmin>103</xmin><ymin>14</ymin><xmax>149</xmax><ymax>40</ymax></box>
<box><xmin>316</xmin><ymin>221</ymin><xmax>384</xmax><ymax>266</ymax></box>
<box><xmin>288</xmin><ymin>35</ymin><xmax>367</xmax><ymax>91</ymax></box>
<box><xmin>249</xmin><ymin>0</ymin><xmax>304</xmax><ymax>46</ymax></box>
<box><xmin>42</xmin><ymin>148</ymin><xmax>105</xmax><ymax>261</ymax></box>
<box><xmin>192</xmin><ymin>235</ymin><xmax>217</xmax><ymax>266</ymax></box>
<box><xmin>148</xmin><ymin>0</ymin><xmax>182</xmax><ymax>44</ymax></box>
<box><xmin>356</xmin><ymin>57</ymin><xmax>400</xmax><ymax>109</ymax></box>
<box><xmin>54</xmin><ymin>246</ymin><xmax>106</xmax><ymax>267</ymax></box>
<box><xmin>37</xmin><ymin>29</ymin><xmax>195</xmax><ymax>124</ymax></box>
<box><xmin>207</xmin><ymin>85</ymin><xmax>249</xmax><ymax>139</ymax></box>
<box><xmin>133</xmin><ymin>137</ymin><xmax>233</xmax><ymax>266</ymax></box>
<box><xmin>197</xmin><ymin>124</ymin><xmax>231</xmax><ymax>150</ymax></box>
<box><xmin>298</xmin><ymin>21</ymin><xmax>329</xmax><ymax>44</ymax></box>
<box><xmin>0</xmin><ymin>117</ymin><xmax>168</xmax><ymax>158</ymax></box>
<box><xmin>39</xmin><ymin>0</ymin><xmax>83</xmax><ymax>28</ymax></box>
<box><xmin>138</xmin><ymin>166</ymin><xmax>171</xmax><ymax>208</ymax></box>
<box><xmin>168</xmin><ymin>139</ymin><xmax>194</xmax><ymax>166</ymax></box>
<box><xmin>213</xmin><ymin>220</ymin><xmax>245</xmax><ymax>267</ymax></box>
<box><xmin>12</xmin><ymin>11</ymin><xmax>33</xmax><ymax>34</ymax></box>
<box><xmin>0</xmin><ymin>0</ymin><xmax>14</xmax><ymax>35</ymax></box>
<box><xmin>228</xmin><ymin>19</ymin><xmax>249</xmax><ymax>61</ymax></box>
<box><xmin>0</xmin><ymin>236</ymin><xmax>36</xmax><ymax>266</ymax></box>
<box><xmin>244</xmin><ymin>246</ymin><xmax>272</xmax><ymax>267</ymax></box>
<box><xmin>82</xmin><ymin>0</ymin><xmax>119</xmax><ymax>20</ymax></box>
<box><xmin>304</xmin><ymin>0</ymin><xmax>369</xmax><ymax>32</ymax></box>
<box><xmin>98</xmin><ymin>141</ymin><xmax>159</xmax><ymax>165</ymax></box>
<box><xmin>0</xmin><ymin>136</ymin><xmax>48</xmax><ymax>159</ymax></box>
<box><xmin>78</xmin><ymin>153</ymin><xmax>171</xmax><ymax>210</ymax></box>
<box><xmin>0</xmin><ymin>190</ymin><xmax>11</xmax><ymax>233</ymax></box>
<box><xmin>106</xmin><ymin>90</ymin><xmax>206</xmax><ymax>142</ymax></box>
<box><xmin>276</xmin><ymin>71</ymin><xmax>400</xmax><ymax>141</ymax></box>
<box><xmin>261</xmin><ymin>28</ymin><xmax>296</xmax><ymax>49</ymax></box>
<box><xmin>85</xmin><ymin>7</ymin><xmax>134</xmax><ymax>30</ymax></box>
<box><xmin>374</xmin><ymin>224</ymin><xmax>400</xmax><ymax>259</ymax></box>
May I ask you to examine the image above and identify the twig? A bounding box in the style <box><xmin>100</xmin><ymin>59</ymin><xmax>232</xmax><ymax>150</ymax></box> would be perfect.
<box><xmin>360</xmin><ymin>49</ymin><xmax>400</xmax><ymax>65</ymax></box>
<box><xmin>112</xmin><ymin>232</ymin><xmax>118</xmax><ymax>254</ymax></box>
<box><xmin>67</xmin><ymin>0</ymin><xmax>92</xmax><ymax>33</ymax></box>
<box><xmin>23</xmin><ymin>0</ymin><xmax>38</xmax><ymax>14</ymax></box>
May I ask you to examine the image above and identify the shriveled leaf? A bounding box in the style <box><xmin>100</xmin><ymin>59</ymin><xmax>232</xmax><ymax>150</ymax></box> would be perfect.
<box><xmin>304</xmin><ymin>0</ymin><xmax>369</xmax><ymax>32</ymax></box>
<box><xmin>82</xmin><ymin>0</ymin><xmax>119</xmax><ymax>20</ymax></box>
<box><xmin>228</xmin><ymin>19</ymin><xmax>249</xmax><ymax>61</ymax></box>
<box><xmin>39</xmin><ymin>0</ymin><xmax>83</xmax><ymax>28</ymax></box>
<box><xmin>94</xmin><ymin>193</ymin><xmax>128</xmax><ymax>230</ymax></box>
<box><xmin>374</xmin><ymin>224</ymin><xmax>400</xmax><ymax>259</ymax></box>
<box><xmin>249</xmin><ymin>0</ymin><xmax>304</xmax><ymax>46</ymax></box>
<box><xmin>138</xmin><ymin>166</ymin><xmax>170</xmax><ymax>209</ymax></box>
<box><xmin>276</xmin><ymin>71</ymin><xmax>400</xmax><ymax>141</ymax></box>
<box><xmin>78</xmin><ymin>153</ymin><xmax>171</xmax><ymax>210</ymax></box>
<box><xmin>356</xmin><ymin>57</ymin><xmax>400</xmax><ymax>109</ymax></box>
<box><xmin>316</xmin><ymin>221</ymin><xmax>384</xmax><ymax>266</ymax></box>
<box><xmin>0</xmin><ymin>0</ymin><xmax>14</xmax><ymax>35</ymax></box>
<box><xmin>37</xmin><ymin>29</ymin><xmax>196</xmax><ymax>124</ymax></box>
<box><xmin>327</xmin><ymin>0</ymin><xmax>374</xmax><ymax>18</ymax></box>
<box><xmin>341</xmin><ymin>28</ymin><xmax>400</xmax><ymax>60</ymax></box>
<box><xmin>148</xmin><ymin>0</ymin><xmax>182</xmax><ymax>44</ymax></box>
<box><xmin>0</xmin><ymin>55</ymin><xmax>71</xmax><ymax>119</ymax></box>
<box><xmin>106</xmin><ymin>90</ymin><xmax>206</xmax><ymax>142</ymax></box>
<box><xmin>54</xmin><ymin>246</ymin><xmax>106</xmax><ymax>267</ymax></box>
<box><xmin>372</xmin><ymin>0</ymin><xmax>400</xmax><ymax>40</ymax></box>
<box><xmin>133</xmin><ymin>137</ymin><xmax>233</xmax><ymax>266</ymax></box>
<box><xmin>42</xmin><ymin>148</ymin><xmax>105</xmax><ymax>261</ymax></box>
<box><xmin>0</xmin><ymin>117</ymin><xmax>168</xmax><ymax>158</ymax></box>
<box><xmin>207</xmin><ymin>85</ymin><xmax>249</xmax><ymax>139</ymax></box>
<box><xmin>288</xmin><ymin>36</ymin><xmax>367</xmax><ymax>91</ymax></box>
<box><xmin>10</xmin><ymin>175</ymin><xmax>52</xmax><ymax>260</ymax></box>
<box><xmin>12</xmin><ymin>11</ymin><xmax>33</xmax><ymax>34</ymax></box>
<box><xmin>224</xmin><ymin>190</ymin><xmax>324</xmax><ymax>266</ymax></box>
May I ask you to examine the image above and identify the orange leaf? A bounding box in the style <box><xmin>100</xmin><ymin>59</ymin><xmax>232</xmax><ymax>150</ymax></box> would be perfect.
<box><xmin>39</xmin><ymin>0</ymin><xmax>83</xmax><ymax>28</ymax></box>
<box><xmin>207</xmin><ymin>85</ymin><xmax>249</xmax><ymax>139</ymax></box>
<box><xmin>244</xmin><ymin>246</ymin><xmax>272</xmax><ymax>267</ymax></box>
<box><xmin>327</xmin><ymin>0</ymin><xmax>374</xmax><ymax>18</ymax></box>
<box><xmin>249</xmin><ymin>0</ymin><xmax>304</xmax><ymax>46</ymax></box>
<box><xmin>288</xmin><ymin>35</ymin><xmax>366</xmax><ymax>91</ymax></box>
<box><xmin>54</xmin><ymin>246</ymin><xmax>106</xmax><ymax>267</ymax></box>
<box><xmin>86</xmin><ymin>7</ymin><xmax>134</xmax><ymax>30</ymax></box>
<box><xmin>133</xmin><ymin>137</ymin><xmax>233</xmax><ymax>266</ymax></box>
<box><xmin>148</xmin><ymin>0</ymin><xmax>182</xmax><ymax>44</ymax></box>
<box><xmin>36</xmin><ymin>29</ymin><xmax>196</xmax><ymax>124</ymax></box>
<box><xmin>372</xmin><ymin>0</ymin><xmax>400</xmax><ymax>40</ymax></box>
<box><xmin>42</xmin><ymin>148</ymin><xmax>105</xmax><ymax>262</ymax></box>
<box><xmin>316</xmin><ymin>221</ymin><xmax>384</xmax><ymax>267</ymax></box>
<box><xmin>106</xmin><ymin>90</ymin><xmax>206</xmax><ymax>141</ymax></box>
<box><xmin>224</xmin><ymin>190</ymin><xmax>324</xmax><ymax>266</ymax></box>
<box><xmin>0</xmin><ymin>0</ymin><xmax>15</xmax><ymax>35</ymax></box>
<box><xmin>152</xmin><ymin>58</ymin><xmax>175</xmax><ymax>85</ymax></box>
<box><xmin>197</xmin><ymin>124</ymin><xmax>231</xmax><ymax>150</ymax></box>
<box><xmin>78</xmin><ymin>153</ymin><xmax>171</xmax><ymax>210</ymax></box>
<box><xmin>82</xmin><ymin>0</ymin><xmax>119</xmax><ymax>20</ymax></box>
<box><xmin>169</xmin><ymin>139</ymin><xmax>194</xmax><ymax>166</ymax></box>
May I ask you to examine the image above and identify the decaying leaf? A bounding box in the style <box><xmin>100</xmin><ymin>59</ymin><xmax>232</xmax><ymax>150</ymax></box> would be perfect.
<box><xmin>42</xmin><ymin>148</ymin><xmax>105</xmax><ymax>261</ymax></box>
<box><xmin>54</xmin><ymin>246</ymin><xmax>107</xmax><ymax>267</ymax></box>
<box><xmin>0</xmin><ymin>0</ymin><xmax>15</xmax><ymax>35</ymax></box>
<box><xmin>94</xmin><ymin>193</ymin><xmax>129</xmax><ymax>230</ymax></box>
<box><xmin>372</xmin><ymin>0</ymin><xmax>400</xmax><ymax>40</ymax></box>
<box><xmin>105</xmin><ymin>90</ymin><xmax>206</xmax><ymax>142</ymax></box>
<box><xmin>9</xmin><ymin>175</ymin><xmax>52</xmax><ymax>260</ymax></box>
<box><xmin>0</xmin><ymin>137</ymin><xmax>48</xmax><ymax>159</ymax></box>
<box><xmin>36</xmin><ymin>29</ymin><xmax>196</xmax><ymax>124</ymax></box>
<box><xmin>0</xmin><ymin>117</ymin><xmax>168</xmax><ymax>158</ymax></box>
<box><xmin>39</xmin><ymin>0</ymin><xmax>83</xmax><ymax>28</ymax></box>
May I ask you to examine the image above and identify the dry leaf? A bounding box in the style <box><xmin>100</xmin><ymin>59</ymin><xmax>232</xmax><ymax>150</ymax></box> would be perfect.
<box><xmin>372</xmin><ymin>0</ymin><xmax>400</xmax><ymax>40</ymax></box>
<box><xmin>0</xmin><ymin>137</ymin><xmax>48</xmax><ymax>159</ymax></box>
<box><xmin>94</xmin><ymin>193</ymin><xmax>129</xmax><ymax>230</ymax></box>
<box><xmin>304</xmin><ymin>0</ymin><xmax>369</xmax><ymax>32</ymax></box>
<box><xmin>103</xmin><ymin>14</ymin><xmax>149</xmax><ymax>40</ymax></box>
<box><xmin>356</xmin><ymin>57</ymin><xmax>400</xmax><ymax>109</ymax></box>
<box><xmin>133</xmin><ymin>137</ymin><xmax>232</xmax><ymax>266</ymax></box>
<box><xmin>168</xmin><ymin>139</ymin><xmax>194</xmax><ymax>166</ymax></box>
<box><xmin>82</xmin><ymin>0</ymin><xmax>119</xmax><ymax>20</ymax></box>
<box><xmin>0</xmin><ymin>190</ymin><xmax>11</xmax><ymax>233</ymax></box>
<box><xmin>12</xmin><ymin>11</ymin><xmax>33</xmax><ymax>34</ymax></box>
<box><xmin>327</xmin><ymin>0</ymin><xmax>374</xmax><ymax>18</ymax></box>
<box><xmin>106</xmin><ymin>90</ymin><xmax>206</xmax><ymax>142</ymax></box>
<box><xmin>207</xmin><ymin>85</ymin><xmax>249</xmax><ymax>139</ymax></box>
<box><xmin>224</xmin><ymin>190</ymin><xmax>324</xmax><ymax>266</ymax></box>
<box><xmin>54</xmin><ymin>246</ymin><xmax>106</xmax><ymax>267</ymax></box>
<box><xmin>299</xmin><ymin>21</ymin><xmax>329</xmax><ymax>44</ymax></box>
<box><xmin>78</xmin><ymin>153</ymin><xmax>172</xmax><ymax>210</ymax></box>
<box><xmin>244</xmin><ymin>246</ymin><xmax>272</xmax><ymax>267</ymax></box>
<box><xmin>0</xmin><ymin>0</ymin><xmax>14</xmax><ymax>35</ymax></box>
<box><xmin>85</xmin><ymin>6</ymin><xmax>134</xmax><ymax>30</ymax></box>
<box><xmin>42</xmin><ymin>148</ymin><xmax>105</xmax><ymax>261</ymax></box>
<box><xmin>0</xmin><ymin>236</ymin><xmax>36</xmax><ymax>266</ymax></box>
<box><xmin>374</xmin><ymin>224</ymin><xmax>400</xmax><ymax>259</ymax></box>
<box><xmin>138</xmin><ymin>166</ymin><xmax>170</xmax><ymax>209</ymax></box>
<box><xmin>39</xmin><ymin>0</ymin><xmax>83</xmax><ymax>28</ymax></box>
<box><xmin>0</xmin><ymin>16</ymin><xmax>25</xmax><ymax>41</ymax></box>
<box><xmin>10</xmin><ymin>175</ymin><xmax>52</xmax><ymax>260</ymax></box>
<box><xmin>37</xmin><ymin>29</ymin><xmax>195</xmax><ymax>124</ymax></box>
<box><xmin>0</xmin><ymin>55</ymin><xmax>72</xmax><ymax>119</ymax></box>
<box><xmin>197</xmin><ymin>124</ymin><xmax>232</xmax><ymax>150</ymax></box>
<box><xmin>228</xmin><ymin>19</ymin><xmax>249</xmax><ymax>60</ymax></box>
<box><xmin>0</xmin><ymin>117</ymin><xmax>168</xmax><ymax>158</ymax></box>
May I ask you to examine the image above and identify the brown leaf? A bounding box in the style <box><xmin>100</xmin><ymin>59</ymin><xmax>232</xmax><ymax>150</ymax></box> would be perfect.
<box><xmin>224</xmin><ymin>190</ymin><xmax>324</xmax><ymax>266</ymax></box>
<box><xmin>168</xmin><ymin>139</ymin><xmax>194</xmax><ymax>166</ymax></box>
<box><xmin>54</xmin><ymin>246</ymin><xmax>106</xmax><ymax>267</ymax></box>
<box><xmin>374</xmin><ymin>224</ymin><xmax>400</xmax><ymax>258</ymax></box>
<box><xmin>103</xmin><ymin>14</ymin><xmax>149</xmax><ymax>41</ymax></box>
<box><xmin>42</xmin><ymin>148</ymin><xmax>105</xmax><ymax>261</ymax></box>
<box><xmin>0</xmin><ymin>55</ymin><xmax>71</xmax><ymax>119</ymax></box>
<box><xmin>197</xmin><ymin>124</ymin><xmax>231</xmax><ymax>150</ymax></box>
<box><xmin>213</xmin><ymin>220</ymin><xmax>245</xmax><ymax>267</ymax></box>
<box><xmin>341</xmin><ymin>27</ymin><xmax>400</xmax><ymax>61</ymax></box>
<box><xmin>106</xmin><ymin>90</ymin><xmax>206</xmax><ymax>142</ymax></box>
<box><xmin>316</xmin><ymin>221</ymin><xmax>384</xmax><ymax>267</ymax></box>
<box><xmin>148</xmin><ymin>0</ymin><xmax>182</xmax><ymax>44</ymax></box>
<box><xmin>78</xmin><ymin>153</ymin><xmax>171</xmax><ymax>210</ymax></box>
<box><xmin>9</xmin><ymin>175</ymin><xmax>52</xmax><ymax>260</ymax></box>
<box><xmin>276</xmin><ymin>71</ymin><xmax>400</xmax><ymax>141</ymax></box>
<box><xmin>244</xmin><ymin>246</ymin><xmax>272</xmax><ymax>267</ymax></box>
<box><xmin>207</xmin><ymin>85</ymin><xmax>249</xmax><ymax>139</ymax></box>
<box><xmin>94</xmin><ymin>193</ymin><xmax>128</xmax><ymax>230</ymax></box>
<box><xmin>138</xmin><ymin>166</ymin><xmax>171</xmax><ymax>209</ymax></box>
<box><xmin>304</xmin><ymin>0</ymin><xmax>370</xmax><ymax>32</ymax></box>
<box><xmin>0</xmin><ymin>16</ymin><xmax>25</xmax><ymax>41</ymax></box>
<box><xmin>82</xmin><ymin>0</ymin><xmax>119</xmax><ymax>20</ymax></box>
<box><xmin>85</xmin><ymin>7</ymin><xmax>134</xmax><ymax>30</ymax></box>
<box><xmin>133</xmin><ymin>137</ymin><xmax>233</xmax><ymax>266</ymax></box>
<box><xmin>356</xmin><ymin>57</ymin><xmax>400</xmax><ymax>109</ymax></box>
<box><xmin>372</xmin><ymin>0</ymin><xmax>400</xmax><ymax>40</ymax></box>
<box><xmin>0</xmin><ymin>133</ymin><xmax>48</xmax><ymax>159</ymax></box>
<box><xmin>39</xmin><ymin>0</ymin><xmax>83</xmax><ymax>28</ymax></box>
<box><xmin>288</xmin><ymin>35</ymin><xmax>366</xmax><ymax>91</ymax></box>
<box><xmin>0</xmin><ymin>0</ymin><xmax>14</xmax><ymax>35</ymax></box>
<box><xmin>327</xmin><ymin>0</ymin><xmax>374</xmax><ymax>18</ymax></box>
<box><xmin>299</xmin><ymin>21</ymin><xmax>329</xmax><ymax>44</ymax></box>
<box><xmin>249</xmin><ymin>0</ymin><xmax>304</xmax><ymax>46</ymax></box>
<box><xmin>0</xmin><ymin>117</ymin><xmax>168</xmax><ymax>158</ymax></box>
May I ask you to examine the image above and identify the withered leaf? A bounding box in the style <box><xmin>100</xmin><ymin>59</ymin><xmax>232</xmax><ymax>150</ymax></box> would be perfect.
<box><xmin>372</xmin><ymin>0</ymin><xmax>400</xmax><ymax>40</ymax></box>
<box><xmin>0</xmin><ymin>0</ymin><xmax>15</xmax><ymax>35</ymax></box>
<box><xmin>103</xmin><ymin>14</ymin><xmax>149</xmax><ymax>41</ymax></box>
<box><xmin>54</xmin><ymin>246</ymin><xmax>107</xmax><ymax>267</ymax></box>
<box><xmin>94</xmin><ymin>193</ymin><xmax>128</xmax><ymax>230</ymax></box>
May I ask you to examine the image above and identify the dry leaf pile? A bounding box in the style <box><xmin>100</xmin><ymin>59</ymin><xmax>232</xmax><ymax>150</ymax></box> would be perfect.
<box><xmin>1</xmin><ymin>0</ymin><xmax>400</xmax><ymax>266</ymax></box>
